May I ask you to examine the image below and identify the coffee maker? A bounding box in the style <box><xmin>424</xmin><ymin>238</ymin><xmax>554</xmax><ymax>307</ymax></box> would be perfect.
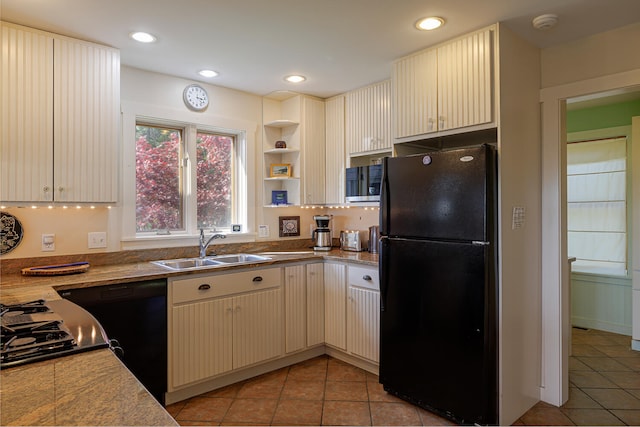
<box><xmin>312</xmin><ymin>215</ymin><xmax>332</xmax><ymax>251</ymax></box>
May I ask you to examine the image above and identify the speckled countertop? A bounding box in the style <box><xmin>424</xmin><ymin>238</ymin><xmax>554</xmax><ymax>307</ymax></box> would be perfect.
<box><xmin>0</xmin><ymin>248</ymin><xmax>378</xmax><ymax>426</ymax></box>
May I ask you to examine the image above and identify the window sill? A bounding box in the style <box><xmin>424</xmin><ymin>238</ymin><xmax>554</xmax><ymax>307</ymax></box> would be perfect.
<box><xmin>121</xmin><ymin>232</ymin><xmax>257</xmax><ymax>250</ymax></box>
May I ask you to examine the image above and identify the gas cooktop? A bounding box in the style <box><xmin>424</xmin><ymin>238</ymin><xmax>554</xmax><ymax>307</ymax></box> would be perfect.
<box><xmin>1</xmin><ymin>299</ymin><xmax>109</xmax><ymax>369</ymax></box>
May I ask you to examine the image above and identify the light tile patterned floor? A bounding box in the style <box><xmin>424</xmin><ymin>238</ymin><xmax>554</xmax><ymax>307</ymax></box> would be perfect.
<box><xmin>166</xmin><ymin>328</ymin><xmax>640</xmax><ymax>426</ymax></box>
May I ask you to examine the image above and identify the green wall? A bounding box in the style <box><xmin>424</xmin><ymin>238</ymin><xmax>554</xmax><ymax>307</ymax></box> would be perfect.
<box><xmin>567</xmin><ymin>99</ymin><xmax>640</xmax><ymax>133</ymax></box>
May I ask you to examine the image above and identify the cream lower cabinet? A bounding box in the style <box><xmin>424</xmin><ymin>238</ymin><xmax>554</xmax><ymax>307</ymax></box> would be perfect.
<box><xmin>324</xmin><ymin>262</ymin><xmax>347</xmax><ymax>350</ymax></box>
<box><xmin>346</xmin><ymin>265</ymin><xmax>380</xmax><ymax>363</ymax></box>
<box><xmin>169</xmin><ymin>268</ymin><xmax>283</xmax><ymax>390</ymax></box>
<box><xmin>284</xmin><ymin>263</ymin><xmax>325</xmax><ymax>353</ymax></box>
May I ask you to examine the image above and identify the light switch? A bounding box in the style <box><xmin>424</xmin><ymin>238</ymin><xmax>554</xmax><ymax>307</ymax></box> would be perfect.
<box><xmin>42</xmin><ymin>234</ymin><xmax>55</xmax><ymax>252</ymax></box>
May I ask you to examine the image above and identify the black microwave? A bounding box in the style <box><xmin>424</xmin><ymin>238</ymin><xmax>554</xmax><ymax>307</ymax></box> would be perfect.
<box><xmin>345</xmin><ymin>164</ymin><xmax>382</xmax><ymax>202</ymax></box>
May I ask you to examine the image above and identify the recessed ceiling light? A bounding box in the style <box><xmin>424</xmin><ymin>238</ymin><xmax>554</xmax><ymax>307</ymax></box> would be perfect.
<box><xmin>415</xmin><ymin>17</ymin><xmax>445</xmax><ymax>31</ymax></box>
<box><xmin>130</xmin><ymin>31</ymin><xmax>156</xmax><ymax>43</ymax></box>
<box><xmin>284</xmin><ymin>75</ymin><xmax>306</xmax><ymax>83</ymax></box>
<box><xmin>199</xmin><ymin>69</ymin><xmax>219</xmax><ymax>78</ymax></box>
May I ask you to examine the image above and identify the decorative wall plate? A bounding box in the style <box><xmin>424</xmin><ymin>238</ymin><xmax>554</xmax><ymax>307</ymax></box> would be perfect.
<box><xmin>1</xmin><ymin>211</ymin><xmax>24</xmax><ymax>255</ymax></box>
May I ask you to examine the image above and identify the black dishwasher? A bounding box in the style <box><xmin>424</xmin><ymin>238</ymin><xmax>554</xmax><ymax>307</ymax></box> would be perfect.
<box><xmin>60</xmin><ymin>279</ymin><xmax>167</xmax><ymax>404</ymax></box>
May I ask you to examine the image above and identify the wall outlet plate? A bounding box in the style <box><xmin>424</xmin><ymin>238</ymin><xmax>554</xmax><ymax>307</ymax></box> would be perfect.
<box><xmin>258</xmin><ymin>225</ymin><xmax>269</xmax><ymax>238</ymax></box>
<box><xmin>88</xmin><ymin>232</ymin><xmax>107</xmax><ymax>248</ymax></box>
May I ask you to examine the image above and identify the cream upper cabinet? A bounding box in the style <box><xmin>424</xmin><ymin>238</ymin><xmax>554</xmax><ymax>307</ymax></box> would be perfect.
<box><xmin>325</xmin><ymin>95</ymin><xmax>345</xmax><ymax>205</ymax></box>
<box><xmin>302</xmin><ymin>96</ymin><xmax>326</xmax><ymax>205</ymax></box>
<box><xmin>0</xmin><ymin>22</ymin><xmax>120</xmax><ymax>203</ymax></box>
<box><xmin>393</xmin><ymin>27</ymin><xmax>494</xmax><ymax>140</ymax></box>
<box><xmin>346</xmin><ymin>80</ymin><xmax>392</xmax><ymax>155</ymax></box>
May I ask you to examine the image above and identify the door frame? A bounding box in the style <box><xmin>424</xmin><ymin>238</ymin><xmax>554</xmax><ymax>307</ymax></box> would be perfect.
<box><xmin>539</xmin><ymin>68</ymin><xmax>640</xmax><ymax>406</ymax></box>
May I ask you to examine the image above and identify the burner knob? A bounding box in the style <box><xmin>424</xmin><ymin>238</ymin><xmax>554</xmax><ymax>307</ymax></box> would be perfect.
<box><xmin>109</xmin><ymin>339</ymin><xmax>124</xmax><ymax>359</ymax></box>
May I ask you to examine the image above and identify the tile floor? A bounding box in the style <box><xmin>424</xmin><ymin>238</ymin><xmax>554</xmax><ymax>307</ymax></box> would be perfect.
<box><xmin>166</xmin><ymin>328</ymin><xmax>640</xmax><ymax>426</ymax></box>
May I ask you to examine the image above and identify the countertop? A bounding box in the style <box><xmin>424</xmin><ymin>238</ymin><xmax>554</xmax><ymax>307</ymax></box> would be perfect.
<box><xmin>0</xmin><ymin>249</ymin><xmax>378</xmax><ymax>426</ymax></box>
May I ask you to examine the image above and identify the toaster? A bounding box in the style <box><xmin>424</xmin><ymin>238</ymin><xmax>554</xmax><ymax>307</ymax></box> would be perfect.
<box><xmin>340</xmin><ymin>230</ymin><xmax>366</xmax><ymax>252</ymax></box>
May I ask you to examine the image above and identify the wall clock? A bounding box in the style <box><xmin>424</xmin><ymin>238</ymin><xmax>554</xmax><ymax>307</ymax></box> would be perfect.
<box><xmin>183</xmin><ymin>84</ymin><xmax>209</xmax><ymax>111</ymax></box>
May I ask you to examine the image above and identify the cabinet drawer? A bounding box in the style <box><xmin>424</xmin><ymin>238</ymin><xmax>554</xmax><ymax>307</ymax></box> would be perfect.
<box><xmin>171</xmin><ymin>268</ymin><xmax>281</xmax><ymax>304</ymax></box>
<box><xmin>348</xmin><ymin>265</ymin><xmax>379</xmax><ymax>291</ymax></box>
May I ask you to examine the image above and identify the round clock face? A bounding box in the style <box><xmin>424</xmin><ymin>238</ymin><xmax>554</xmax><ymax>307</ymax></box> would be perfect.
<box><xmin>183</xmin><ymin>84</ymin><xmax>209</xmax><ymax>111</ymax></box>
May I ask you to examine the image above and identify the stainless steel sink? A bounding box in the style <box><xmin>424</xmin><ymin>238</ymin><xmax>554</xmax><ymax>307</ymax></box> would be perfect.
<box><xmin>151</xmin><ymin>254</ymin><xmax>271</xmax><ymax>270</ymax></box>
<box><xmin>151</xmin><ymin>257</ymin><xmax>224</xmax><ymax>270</ymax></box>
<box><xmin>213</xmin><ymin>254</ymin><xmax>271</xmax><ymax>263</ymax></box>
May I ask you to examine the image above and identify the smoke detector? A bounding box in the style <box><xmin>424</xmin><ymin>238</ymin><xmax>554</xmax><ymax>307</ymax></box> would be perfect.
<box><xmin>532</xmin><ymin>14</ymin><xmax>559</xmax><ymax>30</ymax></box>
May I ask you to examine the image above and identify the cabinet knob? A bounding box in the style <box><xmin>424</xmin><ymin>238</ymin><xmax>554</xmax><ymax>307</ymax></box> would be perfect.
<box><xmin>198</xmin><ymin>284</ymin><xmax>211</xmax><ymax>290</ymax></box>
<box><xmin>58</xmin><ymin>186</ymin><xmax>64</xmax><ymax>192</ymax></box>
<box><xmin>363</xmin><ymin>275</ymin><xmax>372</xmax><ymax>281</ymax></box>
<box><xmin>43</xmin><ymin>186</ymin><xmax>51</xmax><ymax>193</ymax></box>
<box><xmin>252</xmin><ymin>276</ymin><xmax>263</xmax><ymax>283</ymax></box>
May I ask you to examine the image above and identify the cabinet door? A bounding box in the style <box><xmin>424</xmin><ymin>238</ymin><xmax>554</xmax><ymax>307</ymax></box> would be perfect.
<box><xmin>171</xmin><ymin>297</ymin><xmax>233</xmax><ymax>388</ymax></box>
<box><xmin>302</xmin><ymin>96</ymin><xmax>326</xmax><ymax>205</ymax></box>
<box><xmin>306</xmin><ymin>263</ymin><xmax>325</xmax><ymax>347</ymax></box>
<box><xmin>437</xmin><ymin>28</ymin><xmax>493</xmax><ymax>132</ymax></box>
<box><xmin>285</xmin><ymin>265</ymin><xmax>306</xmax><ymax>353</ymax></box>
<box><xmin>53</xmin><ymin>36</ymin><xmax>120</xmax><ymax>202</ymax></box>
<box><xmin>324</xmin><ymin>263</ymin><xmax>346</xmax><ymax>350</ymax></box>
<box><xmin>325</xmin><ymin>95</ymin><xmax>345</xmax><ymax>205</ymax></box>
<box><xmin>347</xmin><ymin>286</ymin><xmax>380</xmax><ymax>362</ymax></box>
<box><xmin>233</xmin><ymin>287</ymin><xmax>283</xmax><ymax>369</ymax></box>
<box><xmin>393</xmin><ymin>48</ymin><xmax>438</xmax><ymax>138</ymax></box>
<box><xmin>1</xmin><ymin>23</ymin><xmax>54</xmax><ymax>202</ymax></box>
<box><xmin>346</xmin><ymin>80</ymin><xmax>391</xmax><ymax>155</ymax></box>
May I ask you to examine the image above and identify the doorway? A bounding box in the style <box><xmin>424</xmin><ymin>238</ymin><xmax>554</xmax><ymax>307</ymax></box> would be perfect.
<box><xmin>540</xmin><ymin>73</ymin><xmax>640</xmax><ymax>407</ymax></box>
<box><xmin>566</xmin><ymin>91</ymin><xmax>639</xmax><ymax>336</ymax></box>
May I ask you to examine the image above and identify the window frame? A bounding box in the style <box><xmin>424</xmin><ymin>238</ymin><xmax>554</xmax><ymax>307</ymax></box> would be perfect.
<box><xmin>567</xmin><ymin>126</ymin><xmax>632</xmax><ymax>278</ymax></box>
<box><xmin>120</xmin><ymin>105</ymin><xmax>254</xmax><ymax>248</ymax></box>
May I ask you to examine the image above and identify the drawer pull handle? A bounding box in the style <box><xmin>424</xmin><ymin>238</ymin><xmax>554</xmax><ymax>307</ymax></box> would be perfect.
<box><xmin>198</xmin><ymin>284</ymin><xmax>211</xmax><ymax>290</ymax></box>
<box><xmin>252</xmin><ymin>276</ymin><xmax>263</xmax><ymax>282</ymax></box>
<box><xmin>363</xmin><ymin>275</ymin><xmax>372</xmax><ymax>281</ymax></box>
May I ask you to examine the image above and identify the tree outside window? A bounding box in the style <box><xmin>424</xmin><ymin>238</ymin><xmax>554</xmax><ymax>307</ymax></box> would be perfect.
<box><xmin>135</xmin><ymin>124</ymin><xmax>235</xmax><ymax>233</ymax></box>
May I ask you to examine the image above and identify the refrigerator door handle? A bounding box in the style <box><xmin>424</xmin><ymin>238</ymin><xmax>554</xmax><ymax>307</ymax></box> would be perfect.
<box><xmin>379</xmin><ymin>236</ymin><xmax>389</xmax><ymax>312</ymax></box>
<box><xmin>379</xmin><ymin>158</ymin><xmax>390</xmax><ymax>235</ymax></box>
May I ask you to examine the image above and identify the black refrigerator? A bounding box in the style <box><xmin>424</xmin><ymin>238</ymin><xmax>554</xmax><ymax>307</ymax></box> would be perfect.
<box><xmin>379</xmin><ymin>144</ymin><xmax>498</xmax><ymax>425</ymax></box>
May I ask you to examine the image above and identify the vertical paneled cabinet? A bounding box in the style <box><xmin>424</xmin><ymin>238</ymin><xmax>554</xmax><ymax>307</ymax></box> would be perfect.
<box><xmin>324</xmin><ymin>95</ymin><xmax>346</xmax><ymax>205</ymax></box>
<box><xmin>346</xmin><ymin>80</ymin><xmax>392</xmax><ymax>156</ymax></box>
<box><xmin>324</xmin><ymin>262</ymin><xmax>347</xmax><ymax>350</ymax></box>
<box><xmin>262</xmin><ymin>94</ymin><xmax>325</xmax><ymax>206</ymax></box>
<box><xmin>393</xmin><ymin>26</ymin><xmax>494</xmax><ymax>139</ymax></box>
<box><xmin>346</xmin><ymin>265</ymin><xmax>380</xmax><ymax>363</ymax></box>
<box><xmin>0</xmin><ymin>21</ymin><xmax>120</xmax><ymax>203</ymax></box>
<box><xmin>284</xmin><ymin>263</ymin><xmax>325</xmax><ymax>354</ymax></box>
<box><xmin>168</xmin><ymin>269</ymin><xmax>283</xmax><ymax>390</ymax></box>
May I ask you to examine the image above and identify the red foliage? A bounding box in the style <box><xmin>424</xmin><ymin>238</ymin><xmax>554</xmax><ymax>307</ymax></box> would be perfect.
<box><xmin>135</xmin><ymin>131</ymin><xmax>232</xmax><ymax>232</ymax></box>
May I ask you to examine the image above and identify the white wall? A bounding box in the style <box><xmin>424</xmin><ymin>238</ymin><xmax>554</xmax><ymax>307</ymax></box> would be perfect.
<box><xmin>0</xmin><ymin>66</ymin><xmax>379</xmax><ymax>259</ymax></box>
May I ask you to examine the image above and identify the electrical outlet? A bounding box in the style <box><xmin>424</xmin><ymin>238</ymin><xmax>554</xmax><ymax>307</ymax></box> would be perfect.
<box><xmin>258</xmin><ymin>225</ymin><xmax>269</xmax><ymax>238</ymax></box>
<box><xmin>88</xmin><ymin>232</ymin><xmax>107</xmax><ymax>248</ymax></box>
<box><xmin>42</xmin><ymin>234</ymin><xmax>55</xmax><ymax>252</ymax></box>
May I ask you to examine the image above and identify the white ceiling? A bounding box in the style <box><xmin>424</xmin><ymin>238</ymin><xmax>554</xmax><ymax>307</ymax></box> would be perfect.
<box><xmin>2</xmin><ymin>0</ymin><xmax>640</xmax><ymax>98</ymax></box>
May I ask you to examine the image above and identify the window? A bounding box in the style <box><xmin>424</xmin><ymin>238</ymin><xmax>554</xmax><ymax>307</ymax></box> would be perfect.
<box><xmin>135</xmin><ymin>124</ymin><xmax>184</xmax><ymax>232</ymax></box>
<box><xmin>135</xmin><ymin>121</ymin><xmax>243</xmax><ymax>235</ymax></box>
<box><xmin>196</xmin><ymin>131</ymin><xmax>233</xmax><ymax>229</ymax></box>
<box><xmin>567</xmin><ymin>137</ymin><xmax>627</xmax><ymax>275</ymax></box>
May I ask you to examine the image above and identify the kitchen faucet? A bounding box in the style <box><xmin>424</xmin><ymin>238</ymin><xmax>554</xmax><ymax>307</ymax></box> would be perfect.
<box><xmin>199</xmin><ymin>228</ymin><xmax>226</xmax><ymax>258</ymax></box>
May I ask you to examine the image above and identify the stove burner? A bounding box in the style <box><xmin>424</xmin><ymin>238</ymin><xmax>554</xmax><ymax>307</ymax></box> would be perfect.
<box><xmin>7</xmin><ymin>336</ymin><xmax>36</xmax><ymax>347</ymax></box>
<box><xmin>0</xmin><ymin>299</ymin><xmax>83</xmax><ymax>368</ymax></box>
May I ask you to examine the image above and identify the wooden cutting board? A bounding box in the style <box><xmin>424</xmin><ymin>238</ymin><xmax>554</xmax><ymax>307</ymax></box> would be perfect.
<box><xmin>21</xmin><ymin>262</ymin><xmax>90</xmax><ymax>276</ymax></box>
